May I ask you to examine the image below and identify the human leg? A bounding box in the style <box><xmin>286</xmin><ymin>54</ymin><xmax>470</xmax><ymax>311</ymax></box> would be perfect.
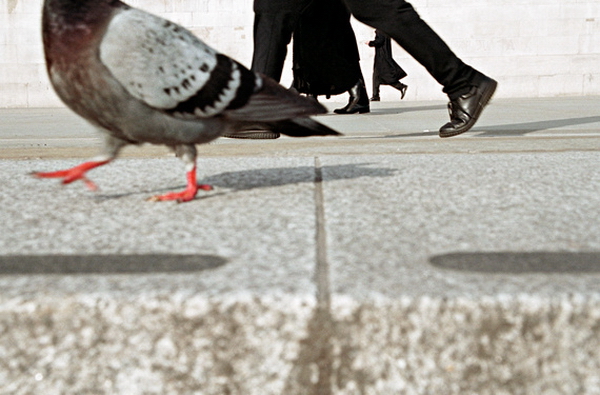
<box><xmin>371</xmin><ymin>69</ymin><xmax>381</xmax><ymax>101</ymax></box>
<box><xmin>390</xmin><ymin>81</ymin><xmax>408</xmax><ymax>99</ymax></box>
<box><xmin>238</xmin><ymin>11</ymin><xmax>299</xmax><ymax>139</ymax></box>
<box><xmin>251</xmin><ymin>12</ymin><xmax>297</xmax><ymax>81</ymax></box>
<box><xmin>343</xmin><ymin>0</ymin><xmax>496</xmax><ymax>136</ymax></box>
<box><xmin>343</xmin><ymin>0</ymin><xmax>477</xmax><ymax>97</ymax></box>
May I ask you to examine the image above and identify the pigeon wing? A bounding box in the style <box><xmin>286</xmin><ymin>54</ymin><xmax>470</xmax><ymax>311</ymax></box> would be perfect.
<box><xmin>99</xmin><ymin>8</ymin><xmax>250</xmax><ymax>118</ymax></box>
<box><xmin>100</xmin><ymin>7</ymin><xmax>329</xmax><ymax>125</ymax></box>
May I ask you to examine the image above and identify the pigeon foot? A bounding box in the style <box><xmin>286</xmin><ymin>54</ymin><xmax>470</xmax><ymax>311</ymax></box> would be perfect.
<box><xmin>148</xmin><ymin>184</ymin><xmax>212</xmax><ymax>203</ymax></box>
<box><xmin>147</xmin><ymin>168</ymin><xmax>212</xmax><ymax>203</ymax></box>
<box><xmin>33</xmin><ymin>160</ymin><xmax>110</xmax><ymax>191</ymax></box>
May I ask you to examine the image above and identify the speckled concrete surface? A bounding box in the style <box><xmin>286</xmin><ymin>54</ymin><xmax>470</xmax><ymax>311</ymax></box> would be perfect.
<box><xmin>0</xmin><ymin>157</ymin><xmax>322</xmax><ymax>394</ymax></box>
<box><xmin>322</xmin><ymin>152</ymin><xmax>600</xmax><ymax>299</ymax></box>
<box><xmin>1</xmin><ymin>97</ymin><xmax>600</xmax><ymax>394</ymax></box>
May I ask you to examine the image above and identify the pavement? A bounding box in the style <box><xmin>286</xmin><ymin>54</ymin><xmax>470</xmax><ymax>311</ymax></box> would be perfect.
<box><xmin>1</xmin><ymin>96</ymin><xmax>600</xmax><ymax>394</ymax></box>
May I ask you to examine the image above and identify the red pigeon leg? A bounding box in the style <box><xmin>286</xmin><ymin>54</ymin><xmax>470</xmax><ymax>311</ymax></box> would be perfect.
<box><xmin>148</xmin><ymin>164</ymin><xmax>212</xmax><ymax>203</ymax></box>
<box><xmin>33</xmin><ymin>159</ymin><xmax>111</xmax><ymax>191</ymax></box>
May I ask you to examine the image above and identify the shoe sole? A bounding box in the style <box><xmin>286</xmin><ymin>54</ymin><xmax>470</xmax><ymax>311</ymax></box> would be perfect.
<box><xmin>333</xmin><ymin>108</ymin><xmax>370</xmax><ymax>114</ymax></box>
<box><xmin>223</xmin><ymin>131</ymin><xmax>281</xmax><ymax>139</ymax></box>
<box><xmin>439</xmin><ymin>79</ymin><xmax>498</xmax><ymax>138</ymax></box>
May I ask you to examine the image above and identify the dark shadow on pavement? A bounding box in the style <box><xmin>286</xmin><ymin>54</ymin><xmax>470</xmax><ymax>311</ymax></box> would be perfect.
<box><xmin>368</xmin><ymin>116</ymin><xmax>600</xmax><ymax>139</ymax></box>
<box><xmin>0</xmin><ymin>254</ymin><xmax>227</xmax><ymax>275</ymax></box>
<box><xmin>321</xmin><ymin>104</ymin><xmax>446</xmax><ymax>117</ymax></box>
<box><xmin>429</xmin><ymin>251</ymin><xmax>600</xmax><ymax>274</ymax></box>
<box><xmin>366</xmin><ymin>104</ymin><xmax>447</xmax><ymax>116</ymax></box>
<box><xmin>94</xmin><ymin>163</ymin><xmax>398</xmax><ymax>200</ymax></box>
<box><xmin>473</xmin><ymin>116</ymin><xmax>600</xmax><ymax>137</ymax></box>
<box><xmin>204</xmin><ymin>163</ymin><xmax>398</xmax><ymax>190</ymax></box>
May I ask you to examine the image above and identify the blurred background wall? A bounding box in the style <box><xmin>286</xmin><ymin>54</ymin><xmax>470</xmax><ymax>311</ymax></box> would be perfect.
<box><xmin>1</xmin><ymin>0</ymin><xmax>598</xmax><ymax>107</ymax></box>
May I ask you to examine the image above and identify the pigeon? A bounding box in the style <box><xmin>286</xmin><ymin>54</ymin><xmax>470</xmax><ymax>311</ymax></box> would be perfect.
<box><xmin>35</xmin><ymin>0</ymin><xmax>340</xmax><ymax>202</ymax></box>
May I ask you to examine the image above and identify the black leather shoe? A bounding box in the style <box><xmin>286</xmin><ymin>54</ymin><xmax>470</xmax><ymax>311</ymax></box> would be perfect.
<box><xmin>392</xmin><ymin>82</ymin><xmax>408</xmax><ymax>100</ymax></box>
<box><xmin>370</xmin><ymin>96</ymin><xmax>380</xmax><ymax>102</ymax></box>
<box><xmin>334</xmin><ymin>102</ymin><xmax>370</xmax><ymax>114</ymax></box>
<box><xmin>334</xmin><ymin>80</ymin><xmax>370</xmax><ymax>114</ymax></box>
<box><xmin>439</xmin><ymin>76</ymin><xmax>497</xmax><ymax>138</ymax></box>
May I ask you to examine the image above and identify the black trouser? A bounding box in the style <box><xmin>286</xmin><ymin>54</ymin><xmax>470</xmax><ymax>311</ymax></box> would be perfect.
<box><xmin>251</xmin><ymin>11</ymin><xmax>300</xmax><ymax>82</ymax></box>
<box><xmin>342</xmin><ymin>0</ymin><xmax>481</xmax><ymax>98</ymax></box>
<box><xmin>372</xmin><ymin>70</ymin><xmax>384</xmax><ymax>98</ymax></box>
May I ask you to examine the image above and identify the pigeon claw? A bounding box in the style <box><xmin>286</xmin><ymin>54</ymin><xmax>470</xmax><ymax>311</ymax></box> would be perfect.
<box><xmin>32</xmin><ymin>160</ymin><xmax>110</xmax><ymax>191</ymax></box>
<box><xmin>147</xmin><ymin>168</ymin><xmax>212</xmax><ymax>203</ymax></box>
<box><xmin>148</xmin><ymin>184</ymin><xmax>212</xmax><ymax>203</ymax></box>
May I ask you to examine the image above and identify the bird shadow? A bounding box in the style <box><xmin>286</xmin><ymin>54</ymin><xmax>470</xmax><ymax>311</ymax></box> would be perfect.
<box><xmin>94</xmin><ymin>162</ymin><xmax>398</xmax><ymax>201</ymax></box>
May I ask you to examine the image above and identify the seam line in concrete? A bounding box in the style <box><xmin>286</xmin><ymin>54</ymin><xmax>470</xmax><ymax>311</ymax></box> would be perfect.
<box><xmin>311</xmin><ymin>156</ymin><xmax>334</xmax><ymax>394</ymax></box>
<box><xmin>314</xmin><ymin>156</ymin><xmax>331</xmax><ymax>310</ymax></box>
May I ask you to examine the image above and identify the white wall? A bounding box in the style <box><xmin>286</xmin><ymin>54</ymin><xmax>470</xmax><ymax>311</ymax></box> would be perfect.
<box><xmin>1</xmin><ymin>0</ymin><xmax>598</xmax><ymax>107</ymax></box>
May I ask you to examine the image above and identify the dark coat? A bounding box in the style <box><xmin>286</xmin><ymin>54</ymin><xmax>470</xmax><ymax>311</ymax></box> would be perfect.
<box><xmin>253</xmin><ymin>0</ymin><xmax>309</xmax><ymax>13</ymax></box>
<box><xmin>291</xmin><ymin>0</ymin><xmax>362</xmax><ymax>96</ymax></box>
<box><xmin>369</xmin><ymin>29</ymin><xmax>407</xmax><ymax>84</ymax></box>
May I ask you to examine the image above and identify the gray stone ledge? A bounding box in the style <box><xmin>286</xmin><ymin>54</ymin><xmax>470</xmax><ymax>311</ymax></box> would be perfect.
<box><xmin>1</xmin><ymin>291</ymin><xmax>599</xmax><ymax>394</ymax></box>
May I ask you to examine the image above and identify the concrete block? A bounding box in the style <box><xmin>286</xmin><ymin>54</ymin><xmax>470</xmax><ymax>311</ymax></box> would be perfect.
<box><xmin>5</xmin><ymin>10</ymin><xmax>41</xmax><ymax>30</ymax></box>
<box><xmin>0</xmin><ymin>83</ymin><xmax>28</xmax><ymax>107</ymax></box>
<box><xmin>0</xmin><ymin>26</ymin><xmax>8</xmax><ymax>45</ymax></box>
<box><xmin>164</xmin><ymin>11</ymin><xmax>194</xmax><ymax>27</ymax></box>
<box><xmin>0</xmin><ymin>290</ymin><xmax>316</xmax><ymax>395</ymax></box>
<box><xmin>538</xmin><ymin>74</ymin><xmax>584</xmax><ymax>96</ymax></box>
<box><xmin>1</xmin><ymin>151</ymin><xmax>599</xmax><ymax>394</ymax></box>
<box><xmin>0</xmin><ymin>42</ymin><xmax>18</xmax><ymax>64</ymax></box>
<box><xmin>580</xmin><ymin>19</ymin><xmax>600</xmax><ymax>53</ymax></box>
<box><xmin>0</xmin><ymin>64</ymin><xmax>40</xmax><ymax>84</ymax></box>
<box><xmin>583</xmin><ymin>72</ymin><xmax>600</xmax><ymax>95</ymax></box>
<box><xmin>27</xmin><ymin>81</ymin><xmax>62</xmax><ymax>107</ymax></box>
<box><xmin>493</xmin><ymin>75</ymin><xmax>540</xmax><ymax>98</ymax></box>
<box><xmin>3</xmin><ymin>26</ymin><xmax>41</xmax><ymax>46</ymax></box>
<box><xmin>0</xmin><ymin>156</ymin><xmax>324</xmax><ymax>392</ymax></box>
<box><xmin>127</xmin><ymin>0</ymin><xmax>167</xmax><ymax>14</ymax></box>
<box><xmin>5</xmin><ymin>0</ymin><xmax>43</xmax><ymax>14</ymax></box>
<box><xmin>1</xmin><ymin>99</ymin><xmax>600</xmax><ymax>392</ymax></box>
<box><xmin>328</xmin><ymin>295</ymin><xmax>600</xmax><ymax>395</ymax></box>
<box><xmin>16</xmin><ymin>44</ymin><xmax>44</xmax><ymax>65</ymax></box>
<box><xmin>320</xmin><ymin>153</ymin><xmax>600</xmax><ymax>300</ymax></box>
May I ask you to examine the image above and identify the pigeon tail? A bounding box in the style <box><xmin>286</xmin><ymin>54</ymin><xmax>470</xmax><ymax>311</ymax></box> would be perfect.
<box><xmin>223</xmin><ymin>77</ymin><xmax>329</xmax><ymax>123</ymax></box>
<box><xmin>271</xmin><ymin>117</ymin><xmax>340</xmax><ymax>137</ymax></box>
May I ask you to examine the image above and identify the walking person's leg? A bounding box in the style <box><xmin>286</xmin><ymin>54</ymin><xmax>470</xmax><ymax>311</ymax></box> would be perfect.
<box><xmin>390</xmin><ymin>81</ymin><xmax>408</xmax><ymax>99</ymax></box>
<box><xmin>251</xmin><ymin>12</ymin><xmax>297</xmax><ymax>82</ymax></box>
<box><xmin>343</xmin><ymin>0</ymin><xmax>496</xmax><ymax>136</ymax></box>
<box><xmin>371</xmin><ymin>69</ymin><xmax>381</xmax><ymax>101</ymax></box>
<box><xmin>230</xmin><ymin>10</ymin><xmax>298</xmax><ymax>139</ymax></box>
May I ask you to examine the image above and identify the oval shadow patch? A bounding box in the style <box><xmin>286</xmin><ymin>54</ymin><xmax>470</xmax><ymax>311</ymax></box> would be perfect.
<box><xmin>429</xmin><ymin>252</ymin><xmax>600</xmax><ymax>274</ymax></box>
<box><xmin>0</xmin><ymin>254</ymin><xmax>227</xmax><ymax>275</ymax></box>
